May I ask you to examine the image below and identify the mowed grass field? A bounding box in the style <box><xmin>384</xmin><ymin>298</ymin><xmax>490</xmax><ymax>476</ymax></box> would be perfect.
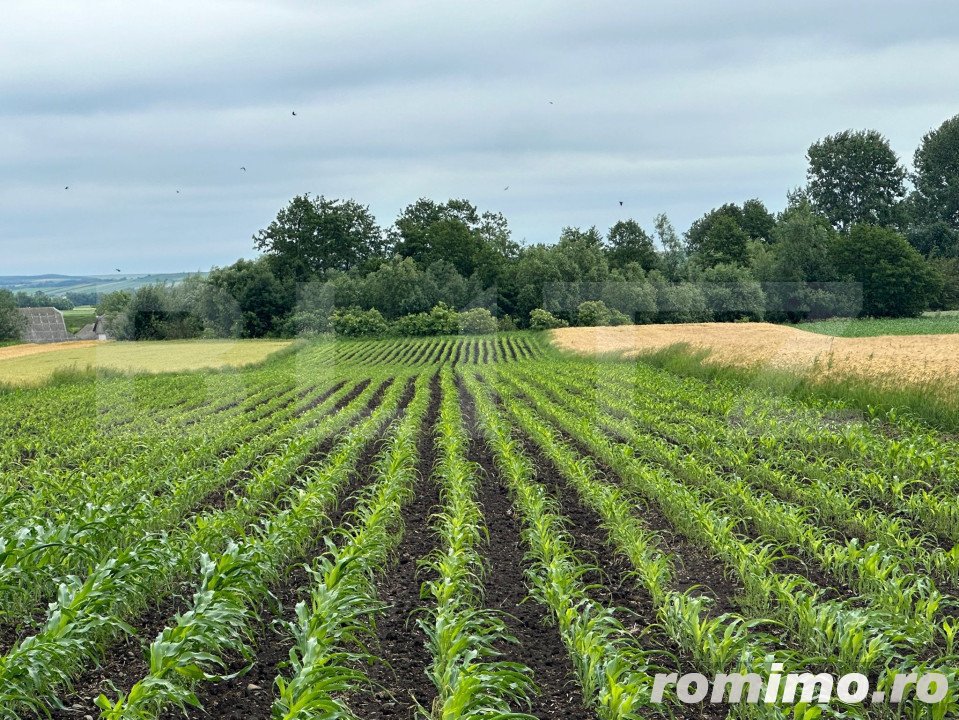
<box><xmin>0</xmin><ymin>332</ymin><xmax>957</xmax><ymax>719</ymax></box>
<box><xmin>0</xmin><ymin>338</ymin><xmax>292</xmax><ymax>386</ymax></box>
<box><xmin>60</xmin><ymin>305</ymin><xmax>97</xmax><ymax>334</ymax></box>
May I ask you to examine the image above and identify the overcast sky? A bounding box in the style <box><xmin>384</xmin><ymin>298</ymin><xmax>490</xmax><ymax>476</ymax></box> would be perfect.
<box><xmin>2</xmin><ymin>1</ymin><xmax>957</xmax><ymax>276</ymax></box>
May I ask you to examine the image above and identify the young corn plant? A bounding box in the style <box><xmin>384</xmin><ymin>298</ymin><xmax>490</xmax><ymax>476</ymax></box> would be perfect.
<box><xmin>416</xmin><ymin>369</ymin><xmax>536</xmax><ymax>719</ymax></box>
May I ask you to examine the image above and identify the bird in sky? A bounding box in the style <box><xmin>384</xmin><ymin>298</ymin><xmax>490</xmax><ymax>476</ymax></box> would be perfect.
<box><xmin>176</xmin><ymin>189</ymin><xmax>180</xmax><ymax>194</ymax></box>
<box><xmin>64</xmin><ymin>186</ymin><xmax>69</xmax><ymax>190</ymax></box>
<box><xmin>115</xmin><ymin>268</ymin><xmax>121</xmax><ymax>273</ymax></box>
<box><xmin>240</xmin><ymin>166</ymin><xmax>246</xmax><ymax>172</ymax></box>
<box><xmin>291</xmin><ymin>110</ymin><xmax>297</xmax><ymax>116</ymax></box>
<box><xmin>619</xmin><ymin>201</ymin><xmax>623</xmax><ymax>206</ymax></box>
<box><xmin>503</xmin><ymin>185</ymin><xmax>509</xmax><ymax>191</ymax></box>
<box><xmin>548</xmin><ymin>101</ymin><xmax>554</xmax><ymax>105</ymax></box>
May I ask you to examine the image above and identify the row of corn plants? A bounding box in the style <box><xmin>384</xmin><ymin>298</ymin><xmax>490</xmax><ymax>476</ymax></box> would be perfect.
<box><xmin>0</xmin><ymin>373</ymin><xmax>403</xmax><ymax>718</ymax></box>
<box><xmin>270</xmin><ymin>371</ymin><xmax>432</xmax><ymax>719</ymax></box>
<box><xmin>461</xmin><ymin>369</ymin><xmax>660</xmax><ymax>720</ymax></box>
<box><xmin>546</xmin><ymin>360</ymin><xmax>959</xmax><ymax>555</ymax></box>
<box><xmin>490</xmin><ymin>368</ymin><xmax>959</xmax><ymax>719</ymax></box>
<box><xmin>92</xmin><ymin>375</ymin><xmax>408</xmax><ymax>719</ymax></box>
<box><xmin>510</xmin><ymin>365</ymin><xmax>953</xmax><ymax>646</ymax></box>
<box><xmin>479</xmin><ymin>369</ymin><xmax>816</xmax><ymax>720</ymax></box>
<box><xmin>0</xmin><ymin>376</ymin><xmax>370</xmax><ymax>619</ymax></box>
<box><xmin>417</xmin><ymin>368</ymin><xmax>537</xmax><ymax>719</ymax></box>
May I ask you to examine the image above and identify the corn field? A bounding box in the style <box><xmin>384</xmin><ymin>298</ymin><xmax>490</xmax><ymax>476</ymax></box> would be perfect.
<box><xmin>1</xmin><ymin>332</ymin><xmax>957</xmax><ymax>720</ymax></box>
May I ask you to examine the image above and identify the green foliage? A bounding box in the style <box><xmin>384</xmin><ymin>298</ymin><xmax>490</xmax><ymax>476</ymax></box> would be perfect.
<box><xmin>96</xmin><ymin>290</ymin><xmax>132</xmax><ymax>316</ymax></box>
<box><xmin>110</xmin><ymin>285</ymin><xmax>204</xmax><ymax>341</ymax></box>
<box><xmin>908</xmin><ymin>221</ymin><xmax>959</xmax><ymax>258</ymax></box>
<box><xmin>600</xmin><ymin>267</ymin><xmax>658</xmax><ymax>323</ymax></box>
<box><xmin>834</xmin><ymin>224</ymin><xmax>937</xmax><ymax>317</ymax></box>
<box><xmin>806</xmin><ymin>129</ymin><xmax>907</xmax><ymax>230</ymax></box>
<box><xmin>391</xmin><ymin>197</ymin><xmax>514</xmax><ymax>280</ymax></box>
<box><xmin>458</xmin><ymin>307</ymin><xmax>497</xmax><ymax>334</ymax></box>
<box><xmin>647</xmin><ymin>273</ymin><xmax>710</xmax><ymax>323</ymax></box>
<box><xmin>14</xmin><ymin>291</ymin><xmax>75</xmax><ymax>310</ymax></box>
<box><xmin>0</xmin><ymin>290</ymin><xmax>25</xmax><ymax>341</ymax></box>
<box><xmin>576</xmin><ymin>300</ymin><xmax>613</xmax><ymax>327</ymax></box>
<box><xmin>253</xmin><ymin>194</ymin><xmax>384</xmax><ymax>280</ymax></box>
<box><xmin>529</xmin><ymin>308</ymin><xmax>568</xmax><ymax>330</ymax></box>
<box><xmin>606</xmin><ymin>220</ymin><xmax>658</xmax><ymax>271</ymax></box>
<box><xmin>697</xmin><ymin>264</ymin><xmax>765</xmax><ymax>321</ymax></box>
<box><xmin>912</xmin><ymin>114</ymin><xmax>959</xmax><ymax>230</ymax></box>
<box><xmin>202</xmin><ymin>259</ymin><xmax>292</xmax><ymax>338</ymax></box>
<box><xmin>689</xmin><ymin>214</ymin><xmax>750</xmax><ymax>268</ymax></box>
<box><xmin>329</xmin><ymin>306</ymin><xmax>388</xmax><ymax>337</ymax></box>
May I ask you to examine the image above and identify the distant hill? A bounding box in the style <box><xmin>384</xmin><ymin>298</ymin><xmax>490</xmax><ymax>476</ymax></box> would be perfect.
<box><xmin>0</xmin><ymin>273</ymin><xmax>205</xmax><ymax>295</ymax></box>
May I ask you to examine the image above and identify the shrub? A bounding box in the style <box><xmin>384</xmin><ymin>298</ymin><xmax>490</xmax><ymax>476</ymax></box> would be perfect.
<box><xmin>458</xmin><ymin>307</ymin><xmax>497</xmax><ymax>334</ymax></box>
<box><xmin>608</xmin><ymin>309</ymin><xmax>631</xmax><ymax>326</ymax></box>
<box><xmin>529</xmin><ymin>308</ymin><xmax>569</xmax><ymax>330</ymax></box>
<box><xmin>330</xmin><ymin>306</ymin><xmax>388</xmax><ymax>337</ymax></box>
<box><xmin>576</xmin><ymin>300</ymin><xmax>612</xmax><ymax>327</ymax></box>
<box><xmin>392</xmin><ymin>303</ymin><xmax>461</xmax><ymax>336</ymax></box>
<box><xmin>284</xmin><ymin>310</ymin><xmax>331</xmax><ymax>337</ymax></box>
<box><xmin>497</xmin><ymin>314</ymin><xmax>517</xmax><ymax>332</ymax></box>
<box><xmin>428</xmin><ymin>303</ymin><xmax>460</xmax><ymax>335</ymax></box>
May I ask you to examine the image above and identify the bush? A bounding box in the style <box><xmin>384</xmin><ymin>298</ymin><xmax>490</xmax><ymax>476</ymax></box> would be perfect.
<box><xmin>392</xmin><ymin>303</ymin><xmax>461</xmax><ymax>336</ymax></box>
<box><xmin>283</xmin><ymin>309</ymin><xmax>331</xmax><ymax>337</ymax></box>
<box><xmin>330</xmin><ymin>306</ymin><xmax>388</xmax><ymax>337</ymax></box>
<box><xmin>576</xmin><ymin>300</ymin><xmax>613</xmax><ymax>327</ymax></box>
<box><xmin>428</xmin><ymin>303</ymin><xmax>460</xmax><ymax>335</ymax></box>
<box><xmin>497</xmin><ymin>314</ymin><xmax>517</xmax><ymax>332</ymax></box>
<box><xmin>608</xmin><ymin>309</ymin><xmax>631</xmax><ymax>326</ymax></box>
<box><xmin>529</xmin><ymin>308</ymin><xmax>569</xmax><ymax>330</ymax></box>
<box><xmin>458</xmin><ymin>307</ymin><xmax>497</xmax><ymax>334</ymax></box>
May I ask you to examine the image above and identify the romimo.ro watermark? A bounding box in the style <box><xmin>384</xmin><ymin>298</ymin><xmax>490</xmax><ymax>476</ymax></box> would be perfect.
<box><xmin>652</xmin><ymin>665</ymin><xmax>949</xmax><ymax>705</ymax></box>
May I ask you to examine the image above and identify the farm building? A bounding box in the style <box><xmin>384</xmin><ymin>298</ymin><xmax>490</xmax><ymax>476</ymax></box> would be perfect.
<box><xmin>17</xmin><ymin>307</ymin><xmax>73</xmax><ymax>343</ymax></box>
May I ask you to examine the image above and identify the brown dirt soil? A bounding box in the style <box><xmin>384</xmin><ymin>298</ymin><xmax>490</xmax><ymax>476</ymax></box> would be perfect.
<box><xmin>0</xmin><ymin>341</ymin><xmax>99</xmax><ymax>361</ymax></box>
<box><xmin>552</xmin><ymin>324</ymin><xmax>959</xmax><ymax>387</ymax></box>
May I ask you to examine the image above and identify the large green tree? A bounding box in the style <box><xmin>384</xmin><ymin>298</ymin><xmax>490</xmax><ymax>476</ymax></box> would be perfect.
<box><xmin>253</xmin><ymin>194</ymin><xmax>384</xmax><ymax>280</ymax></box>
<box><xmin>912</xmin><ymin>114</ymin><xmax>959</xmax><ymax>230</ymax></box>
<box><xmin>806</xmin><ymin>130</ymin><xmax>907</xmax><ymax>230</ymax></box>
<box><xmin>605</xmin><ymin>219</ymin><xmax>658</xmax><ymax>270</ymax></box>
<box><xmin>834</xmin><ymin>224</ymin><xmax>937</xmax><ymax>317</ymax></box>
<box><xmin>0</xmin><ymin>290</ymin><xmax>25</xmax><ymax>341</ymax></box>
<box><xmin>391</xmin><ymin>198</ymin><xmax>511</xmax><ymax>280</ymax></box>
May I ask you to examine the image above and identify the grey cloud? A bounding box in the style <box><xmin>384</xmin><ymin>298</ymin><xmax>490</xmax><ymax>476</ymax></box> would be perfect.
<box><xmin>1</xmin><ymin>0</ymin><xmax>957</xmax><ymax>275</ymax></box>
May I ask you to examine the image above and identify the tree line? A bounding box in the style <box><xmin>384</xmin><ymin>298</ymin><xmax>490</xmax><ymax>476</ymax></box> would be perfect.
<box><xmin>2</xmin><ymin>113</ymin><xmax>957</xmax><ymax>341</ymax></box>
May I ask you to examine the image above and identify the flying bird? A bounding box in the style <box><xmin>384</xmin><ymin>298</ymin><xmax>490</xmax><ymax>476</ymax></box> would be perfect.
<box><xmin>619</xmin><ymin>201</ymin><xmax>623</xmax><ymax>206</ymax></box>
<box><xmin>548</xmin><ymin>101</ymin><xmax>554</xmax><ymax>105</ymax></box>
<box><xmin>291</xmin><ymin>110</ymin><xmax>297</xmax><ymax>116</ymax></box>
<box><xmin>64</xmin><ymin>186</ymin><xmax>69</xmax><ymax>190</ymax></box>
<box><xmin>240</xmin><ymin>166</ymin><xmax>246</xmax><ymax>172</ymax></box>
<box><xmin>503</xmin><ymin>185</ymin><xmax>509</xmax><ymax>191</ymax></box>
<box><xmin>115</xmin><ymin>268</ymin><xmax>121</xmax><ymax>273</ymax></box>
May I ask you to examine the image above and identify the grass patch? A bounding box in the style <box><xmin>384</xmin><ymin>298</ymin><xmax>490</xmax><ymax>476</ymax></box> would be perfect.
<box><xmin>633</xmin><ymin>343</ymin><xmax>959</xmax><ymax>433</ymax></box>
<box><xmin>60</xmin><ymin>306</ymin><xmax>98</xmax><ymax>334</ymax></box>
<box><xmin>792</xmin><ymin>314</ymin><xmax>959</xmax><ymax>337</ymax></box>
<box><xmin>0</xmin><ymin>339</ymin><xmax>292</xmax><ymax>387</ymax></box>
